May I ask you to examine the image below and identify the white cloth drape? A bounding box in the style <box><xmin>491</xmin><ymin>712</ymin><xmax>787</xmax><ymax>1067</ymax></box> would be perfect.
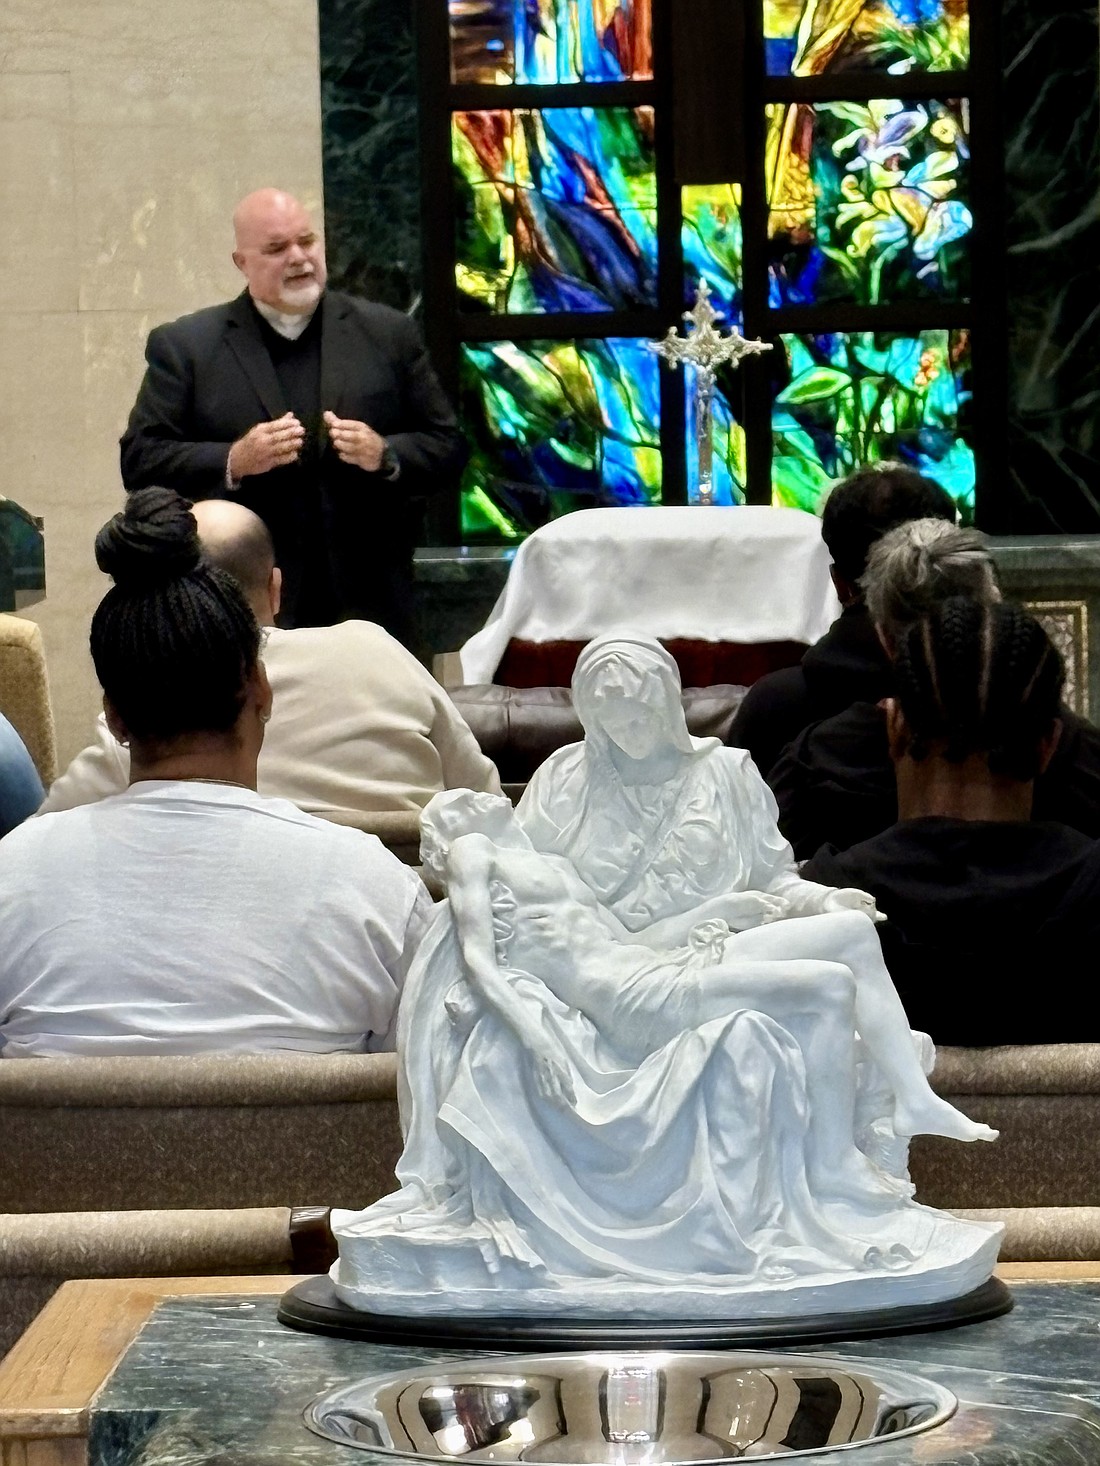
<box><xmin>459</xmin><ymin>506</ymin><xmax>841</xmax><ymax>683</ymax></box>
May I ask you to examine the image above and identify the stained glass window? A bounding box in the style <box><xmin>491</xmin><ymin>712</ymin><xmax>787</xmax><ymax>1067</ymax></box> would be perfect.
<box><xmin>764</xmin><ymin>0</ymin><xmax>969</xmax><ymax>77</ymax></box>
<box><xmin>771</xmin><ymin>330</ymin><xmax>975</xmax><ymax>519</ymax></box>
<box><xmin>426</xmin><ymin>0</ymin><xmax>991</xmax><ymax>540</ymax></box>
<box><xmin>459</xmin><ymin>338</ymin><xmax>662</xmax><ymax>539</ymax></box>
<box><xmin>682</xmin><ymin>183</ymin><xmax>743</xmax><ymax>326</ymax></box>
<box><xmin>686</xmin><ymin>374</ymin><xmax>747</xmax><ymax>506</ymax></box>
<box><xmin>767</xmin><ymin>98</ymin><xmax>971</xmax><ymax>307</ymax></box>
<box><xmin>454</xmin><ymin>107</ymin><xmax>658</xmax><ymax>313</ymax></box>
<box><xmin>450</xmin><ymin>0</ymin><xmax>653</xmax><ymax>84</ymax></box>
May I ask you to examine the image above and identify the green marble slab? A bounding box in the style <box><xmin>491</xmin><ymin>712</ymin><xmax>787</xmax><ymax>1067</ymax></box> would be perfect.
<box><xmin>90</xmin><ymin>1282</ymin><xmax>1100</xmax><ymax>1465</ymax></box>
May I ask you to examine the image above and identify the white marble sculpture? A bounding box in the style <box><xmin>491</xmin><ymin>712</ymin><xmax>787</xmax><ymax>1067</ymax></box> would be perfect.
<box><xmin>332</xmin><ymin>636</ymin><xmax>1002</xmax><ymax>1319</ymax></box>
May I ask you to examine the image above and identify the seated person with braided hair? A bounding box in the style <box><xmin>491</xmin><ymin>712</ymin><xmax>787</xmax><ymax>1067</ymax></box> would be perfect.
<box><xmin>803</xmin><ymin>597</ymin><xmax>1093</xmax><ymax>1045</ymax></box>
<box><xmin>0</xmin><ymin>487</ymin><xmax>433</xmax><ymax>1056</ymax></box>
<box><xmin>771</xmin><ymin>519</ymin><xmax>1100</xmax><ymax>859</ymax></box>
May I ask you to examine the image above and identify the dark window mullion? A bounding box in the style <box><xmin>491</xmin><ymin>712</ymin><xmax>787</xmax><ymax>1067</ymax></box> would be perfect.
<box><xmin>455</xmin><ymin>312</ymin><xmax>671</xmax><ymax>342</ymax></box>
<box><xmin>766</xmin><ymin>303</ymin><xmax>974</xmax><ymax>334</ymax></box>
<box><xmin>652</xmin><ymin>0</ymin><xmax>685</xmax><ymax>506</ymax></box>
<box><xmin>449</xmin><ymin>81</ymin><xmax>659</xmax><ymax>112</ymax></box>
<box><xmin>764</xmin><ymin>70</ymin><xmax>972</xmax><ymax>105</ymax></box>
<box><xmin>963</xmin><ymin>4</ymin><xmax>1006</xmax><ymax>531</ymax></box>
<box><xmin>739</xmin><ymin>0</ymin><xmax>774</xmax><ymax>504</ymax></box>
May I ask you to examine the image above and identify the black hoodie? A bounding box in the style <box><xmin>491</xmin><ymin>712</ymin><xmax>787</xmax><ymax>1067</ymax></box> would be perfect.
<box><xmin>803</xmin><ymin>818</ymin><xmax>1096</xmax><ymax>1045</ymax></box>
<box><xmin>772</xmin><ymin>698</ymin><xmax>1100</xmax><ymax>861</ymax></box>
<box><xmin>726</xmin><ymin>603</ymin><xmax>892</xmax><ymax>777</ymax></box>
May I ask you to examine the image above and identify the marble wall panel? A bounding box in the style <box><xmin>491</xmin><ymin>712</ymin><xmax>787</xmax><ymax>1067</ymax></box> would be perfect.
<box><xmin>319</xmin><ymin>0</ymin><xmax>422</xmax><ymax>309</ymax></box>
<box><xmin>0</xmin><ymin>0</ymin><xmax>324</xmax><ymax>763</ymax></box>
<box><xmin>0</xmin><ymin>73</ymin><xmax>78</xmax><ymax>315</ymax></box>
<box><xmin>999</xmin><ymin>0</ymin><xmax>1100</xmax><ymax>533</ymax></box>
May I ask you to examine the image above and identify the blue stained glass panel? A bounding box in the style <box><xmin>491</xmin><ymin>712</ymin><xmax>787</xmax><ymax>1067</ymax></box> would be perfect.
<box><xmin>459</xmin><ymin>338</ymin><xmax>662</xmax><ymax>541</ymax></box>
<box><xmin>450</xmin><ymin>0</ymin><xmax>653</xmax><ymax>83</ymax></box>
<box><xmin>454</xmin><ymin>107</ymin><xmax>658</xmax><ymax>313</ymax></box>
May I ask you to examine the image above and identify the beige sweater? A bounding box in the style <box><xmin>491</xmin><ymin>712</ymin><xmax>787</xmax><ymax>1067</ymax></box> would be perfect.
<box><xmin>41</xmin><ymin>621</ymin><xmax>500</xmax><ymax>822</ymax></box>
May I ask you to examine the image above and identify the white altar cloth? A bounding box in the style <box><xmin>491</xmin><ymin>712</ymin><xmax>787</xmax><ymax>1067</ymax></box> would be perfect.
<box><xmin>459</xmin><ymin>506</ymin><xmax>841</xmax><ymax>684</ymax></box>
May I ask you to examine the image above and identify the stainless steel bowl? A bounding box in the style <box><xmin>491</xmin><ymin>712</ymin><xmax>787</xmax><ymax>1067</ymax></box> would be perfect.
<box><xmin>304</xmin><ymin>1350</ymin><xmax>956</xmax><ymax>1461</ymax></box>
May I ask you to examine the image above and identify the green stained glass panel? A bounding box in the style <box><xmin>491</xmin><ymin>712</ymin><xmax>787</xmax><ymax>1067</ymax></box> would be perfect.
<box><xmin>767</xmin><ymin>98</ymin><xmax>971</xmax><ymax>307</ymax></box>
<box><xmin>772</xmin><ymin>330</ymin><xmax>975</xmax><ymax>520</ymax></box>
<box><xmin>459</xmin><ymin>338</ymin><xmax>662</xmax><ymax>542</ymax></box>
<box><xmin>682</xmin><ymin>183</ymin><xmax>743</xmax><ymax>326</ymax></box>
<box><xmin>454</xmin><ymin>108</ymin><xmax>658</xmax><ymax>313</ymax></box>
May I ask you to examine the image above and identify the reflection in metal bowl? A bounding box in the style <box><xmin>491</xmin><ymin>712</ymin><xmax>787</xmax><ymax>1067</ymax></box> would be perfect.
<box><xmin>304</xmin><ymin>1350</ymin><xmax>956</xmax><ymax>1461</ymax></box>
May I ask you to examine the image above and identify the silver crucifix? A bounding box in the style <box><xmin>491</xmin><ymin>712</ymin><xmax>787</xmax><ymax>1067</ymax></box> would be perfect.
<box><xmin>649</xmin><ymin>281</ymin><xmax>773</xmax><ymax>506</ymax></box>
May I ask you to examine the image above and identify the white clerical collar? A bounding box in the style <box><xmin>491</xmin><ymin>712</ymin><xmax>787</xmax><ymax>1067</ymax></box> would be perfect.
<box><xmin>252</xmin><ymin>297</ymin><xmax>319</xmax><ymax>340</ymax></box>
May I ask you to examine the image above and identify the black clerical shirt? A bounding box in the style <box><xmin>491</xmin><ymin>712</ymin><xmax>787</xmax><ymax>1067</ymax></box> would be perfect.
<box><xmin>250</xmin><ymin>303</ymin><xmax>334</xmax><ymax>624</ymax></box>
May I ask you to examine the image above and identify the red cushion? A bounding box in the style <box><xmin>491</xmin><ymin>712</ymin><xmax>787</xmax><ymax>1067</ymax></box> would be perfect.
<box><xmin>494</xmin><ymin>638</ymin><xmax>807</xmax><ymax>689</ymax></box>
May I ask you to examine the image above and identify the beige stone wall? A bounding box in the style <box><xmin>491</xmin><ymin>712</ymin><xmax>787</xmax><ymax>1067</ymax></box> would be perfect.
<box><xmin>0</xmin><ymin>0</ymin><xmax>323</xmax><ymax>764</ymax></box>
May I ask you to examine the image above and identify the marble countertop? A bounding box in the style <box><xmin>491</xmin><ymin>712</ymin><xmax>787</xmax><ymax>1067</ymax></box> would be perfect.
<box><xmin>89</xmin><ymin>1282</ymin><xmax>1100</xmax><ymax>1465</ymax></box>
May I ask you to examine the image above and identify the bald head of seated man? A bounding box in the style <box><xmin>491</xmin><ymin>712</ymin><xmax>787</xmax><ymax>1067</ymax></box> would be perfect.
<box><xmin>41</xmin><ymin>497</ymin><xmax>501</xmax><ymax>825</ymax></box>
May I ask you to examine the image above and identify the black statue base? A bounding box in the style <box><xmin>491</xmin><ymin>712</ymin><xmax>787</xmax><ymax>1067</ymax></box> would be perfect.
<box><xmin>278</xmin><ymin>1274</ymin><xmax>1013</xmax><ymax>1350</ymax></box>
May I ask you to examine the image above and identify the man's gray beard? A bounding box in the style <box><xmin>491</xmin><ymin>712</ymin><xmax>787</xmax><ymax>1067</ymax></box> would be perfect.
<box><xmin>280</xmin><ymin>279</ymin><xmax>322</xmax><ymax>312</ymax></box>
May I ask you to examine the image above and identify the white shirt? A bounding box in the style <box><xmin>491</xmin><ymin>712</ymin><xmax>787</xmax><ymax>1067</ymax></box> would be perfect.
<box><xmin>0</xmin><ymin>781</ymin><xmax>435</xmax><ymax>1058</ymax></box>
<box><xmin>40</xmin><ymin>621</ymin><xmax>502</xmax><ymax>823</ymax></box>
<box><xmin>252</xmin><ymin>297</ymin><xmax>318</xmax><ymax>341</ymax></box>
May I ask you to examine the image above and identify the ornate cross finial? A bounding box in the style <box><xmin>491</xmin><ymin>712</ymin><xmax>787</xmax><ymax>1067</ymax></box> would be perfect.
<box><xmin>649</xmin><ymin>281</ymin><xmax>774</xmax><ymax>505</ymax></box>
<box><xmin>650</xmin><ymin>280</ymin><xmax>773</xmax><ymax>384</ymax></box>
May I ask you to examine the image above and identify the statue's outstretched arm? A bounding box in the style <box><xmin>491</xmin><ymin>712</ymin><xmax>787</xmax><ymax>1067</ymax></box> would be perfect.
<box><xmin>446</xmin><ymin>834</ymin><xmax>525</xmax><ymax>1037</ymax></box>
<box><xmin>734</xmin><ymin>753</ymin><xmax>882</xmax><ymax>921</ymax></box>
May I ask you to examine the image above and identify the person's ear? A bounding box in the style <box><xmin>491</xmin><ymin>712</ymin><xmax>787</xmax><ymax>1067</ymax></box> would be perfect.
<box><xmin>883</xmin><ymin>697</ymin><xmax>908</xmax><ymax>761</ymax></box>
<box><xmin>829</xmin><ymin>565</ymin><xmax>859</xmax><ymax>606</ymax></box>
<box><xmin>1037</xmin><ymin>718</ymin><xmax>1062</xmax><ymax>775</ymax></box>
<box><xmin>246</xmin><ymin>661</ymin><xmax>273</xmax><ymax>727</ymax></box>
<box><xmin>268</xmin><ymin>566</ymin><xmax>282</xmax><ymax>621</ymax></box>
<box><xmin>103</xmin><ymin>696</ymin><xmax>130</xmax><ymax>748</ymax></box>
<box><xmin>232</xmin><ymin>249</ymin><xmax>246</xmax><ymax>274</ymax></box>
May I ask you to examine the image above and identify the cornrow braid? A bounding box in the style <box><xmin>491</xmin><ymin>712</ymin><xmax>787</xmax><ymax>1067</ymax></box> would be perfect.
<box><xmin>90</xmin><ymin>487</ymin><xmax>262</xmax><ymax>742</ymax></box>
<box><xmin>893</xmin><ymin>597</ymin><xmax>1064</xmax><ymax>781</ymax></box>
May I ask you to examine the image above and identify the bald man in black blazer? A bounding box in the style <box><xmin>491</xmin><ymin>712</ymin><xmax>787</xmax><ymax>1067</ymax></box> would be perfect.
<box><xmin>120</xmin><ymin>189</ymin><xmax>466</xmax><ymax>642</ymax></box>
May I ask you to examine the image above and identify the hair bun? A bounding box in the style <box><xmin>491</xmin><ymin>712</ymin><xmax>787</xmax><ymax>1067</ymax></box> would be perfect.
<box><xmin>95</xmin><ymin>487</ymin><xmax>202</xmax><ymax>588</ymax></box>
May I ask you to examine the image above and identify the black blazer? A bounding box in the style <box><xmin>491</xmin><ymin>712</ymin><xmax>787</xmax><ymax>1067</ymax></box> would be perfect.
<box><xmin>119</xmin><ymin>290</ymin><xmax>467</xmax><ymax>626</ymax></box>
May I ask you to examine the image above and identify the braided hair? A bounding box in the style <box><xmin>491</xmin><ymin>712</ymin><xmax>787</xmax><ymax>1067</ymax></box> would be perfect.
<box><xmin>893</xmin><ymin>597</ymin><xmax>1064</xmax><ymax>781</ymax></box>
<box><xmin>90</xmin><ymin>487</ymin><xmax>262</xmax><ymax>742</ymax></box>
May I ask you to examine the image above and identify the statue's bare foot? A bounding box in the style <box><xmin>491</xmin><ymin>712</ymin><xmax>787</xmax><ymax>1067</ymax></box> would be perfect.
<box><xmin>814</xmin><ymin>1151</ymin><xmax>901</xmax><ymax>1211</ymax></box>
<box><xmin>893</xmin><ymin>1093</ymin><xmax>997</xmax><ymax>1143</ymax></box>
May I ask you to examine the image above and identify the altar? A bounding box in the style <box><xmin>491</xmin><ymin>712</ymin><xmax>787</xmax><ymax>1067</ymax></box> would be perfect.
<box><xmin>4</xmin><ymin>1267</ymin><xmax>1100</xmax><ymax>1465</ymax></box>
<box><xmin>414</xmin><ymin>530</ymin><xmax>1100</xmax><ymax>723</ymax></box>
